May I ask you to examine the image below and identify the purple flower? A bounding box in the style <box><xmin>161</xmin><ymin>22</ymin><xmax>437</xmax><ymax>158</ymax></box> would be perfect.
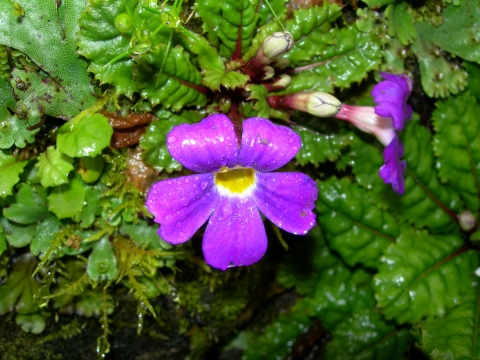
<box><xmin>146</xmin><ymin>114</ymin><xmax>318</xmax><ymax>270</ymax></box>
<box><xmin>335</xmin><ymin>72</ymin><xmax>413</xmax><ymax>194</ymax></box>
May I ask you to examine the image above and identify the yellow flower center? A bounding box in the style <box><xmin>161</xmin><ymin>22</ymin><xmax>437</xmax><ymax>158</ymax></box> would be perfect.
<box><xmin>215</xmin><ymin>167</ymin><xmax>256</xmax><ymax>196</ymax></box>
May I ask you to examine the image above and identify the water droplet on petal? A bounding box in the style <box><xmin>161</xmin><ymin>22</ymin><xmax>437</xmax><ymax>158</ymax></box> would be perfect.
<box><xmin>201</xmin><ymin>181</ymin><xmax>208</xmax><ymax>190</ymax></box>
<box><xmin>176</xmin><ymin>221</ymin><xmax>182</xmax><ymax>228</ymax></box>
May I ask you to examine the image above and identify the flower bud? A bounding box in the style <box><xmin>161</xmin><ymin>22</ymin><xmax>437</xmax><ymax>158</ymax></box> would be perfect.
<box><xmin>262</xmin><ymin>66</ymin><xmax>275</xmax><ymax>80</ymax></box>
<box><xmin>272</xmin><ymin>74</ymin><xmax>291</xmax><ymax>89</ymax></box>
<box><xmin>289</xmin><ymin>92</ymin><xmax>341</xmax><ymax>117</ymax></box>
<box><xmin>262</xmin><ymin>31</ymin><xmax>294</xmax><ymax>58</ymax></box>
<box><xmin>459</xmin><ymin>211</ymin><xmax>476</xmax><ymax>231</ymax></box>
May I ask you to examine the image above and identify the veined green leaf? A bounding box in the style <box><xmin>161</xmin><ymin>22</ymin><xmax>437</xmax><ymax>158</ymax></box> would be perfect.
<box><xmin>35</xmin><ymin>146</ymin><xmax>74</xmax><ymax>188</ymax></box>
<box><xmin>294</xmin><ymin>127</ymin><xmax>351</xmax><ymax>166</ymax></box>
<box><xmin>373</xmin><ymin>230</ymin><xmax>478</xmax><ymax>324</ymax></box>
<box><xmin>317</xmin><ymin>177</ymin><xmax>400</xmax><ymax>269</ymax></box>
<box><xmin>57</xmin><ymin>114</ymin><xmax>113</xmax><ymax>158</ymax></box>
<box><xmin>48</xmin><ymin>178</ymin><xmax>86</xmax><ymax>219</ymax></box>
<box><xmin>286</xmin><ymin>26</ymin><xmax>382</xmax><ymax>93</ymax></box>
<box><xmin>0</xmin><ymin>216</ymin><xmax>36</xmax><ymax>248</ymax></box>
<box><xmin>325</xmin><ymin>311</ymin><xmax>412</xmax><ymax>360</ymax></box>
<box><xmin>411</xmin><ymin>28</ymin><xmax>468</xmax><ymax>98</ymax></box>
<box><xmin>196</xmin><ymin>0</ymin><xmax>258</xmax><ymax>59</ymax></box>
<box><xmin>385</xmin><ymin>2</ymin><xmax>416</xmax><ymax>46</ymax></box>
<box><xmin>203</xmin><ymin>69</ymin><xmax>249</xmax><ymax>91</ymax></box>
<box><xmin>133</xmin><ymin>44</ymin><xmax>206</xmax><ymax>111</ymax></box>
<box><xmin>432</xmin><ymin>92</ymin><xmax>480</xmax><ymax>213</ymax></box>
<box><xmin>0</xmin><ymin>0</ymin><xmax>95</xmax><ymax>119</ymax></box>
<box><xmin>397</xmin><ymin>118</ymin><xmax>461</xmax><ymax>233</ymax></box>
<box><xmin>3</xmin><ymin>184</ymin><xmax>49</xmax><ymax>225</ymax></box>
<box><xmin>414</xmin><ymin>282</ymin><xmax>480</xmax><ymax>360</ymax></box>
<box><xmin>415</xmin><ymin>1</ymin><xmax>480</xmax><ymax>64</ymax></box>
<box><xmin>0</xmin><ymin>150</ymin><xmax>28</xmax><ymax>198</ymax></box>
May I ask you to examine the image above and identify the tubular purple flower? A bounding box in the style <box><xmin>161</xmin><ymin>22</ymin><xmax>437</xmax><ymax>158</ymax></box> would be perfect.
<box><xmin>146</xmin><ymin>114</ymin><xmax>318</xmax><ymax>270</ymax></box>
<box><xmin>334</xmin><ymin>72</ymin><xmax>413</xmax><ymax>194</ymax></box>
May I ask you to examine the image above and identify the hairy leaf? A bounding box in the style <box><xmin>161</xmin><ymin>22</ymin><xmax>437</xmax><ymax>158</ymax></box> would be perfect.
<box><xmin>433</xmin><ymin>92</ymin><xmax>480</xmax><ymax>213</ymax></box>
<box><xmin>57</xmin><ymin>114</ymin><xmax>113</xmax><ymax>158</ymax></box>
<box><xmin>0</xmin><ymin>150</ymin><xmax>28</xmax><ymax>198</ymax></box>
<box><xmin>373</xmin><ymin>230</ymin><xmax>478</xmax><ymax>324</ymax></box>
<box><xmin>35</xmin><ymin>146</ymin><xmax>74</xmax><ymax>188</ymax></box>
<box><xmin>414</xmin><ymin>282</ymin><xmax>480</xmax><ymax>360</ymax></box>
<box><xmin>325</xmin><ymin>311</ymin><xmax>412</xmax><ymax>360</ymax></box>
<box><xmin>294</xmin><ymin>127</ymin><xmax>351</xmax><ymax>166</ymax></box>
<box><xmin>48</xmin><ymin>178</ymin><xmax>86</xmax><ymax>219</ymax></box>
<box><xmin>133</xmin><ymin>45</ymin><xmax>206</xmax><ymax>111</ymax></box>
<box><xmin>411</xmin><ymin>28</ymin><xmax>468</xmax><ymax>98</ymax></box>
<box><xmin>317</xmin><ymin>177</ymin><xmax>400</xmax><ymax>268</ymax></box>
<box><xmin>203</xmin><ymin>69</ymin><xmax>249</xmax><ymax>91</ymax></box>
<box><xmin>196</xmin><ymin>0</ymin><xmax>258</xmax><ymax>58</ymax></box>
<box><xmin>3</xmin><ymin>184</ymin><xmax>49</xmax><ymax>225</ymax></box>
<box><xmin>0</xmin><ymin>0</ymin><xmax>95</xmax><ymax>118</ymax></box>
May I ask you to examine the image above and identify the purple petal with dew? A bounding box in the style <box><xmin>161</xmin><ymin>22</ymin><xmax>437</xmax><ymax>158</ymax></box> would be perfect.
<box><xmin>379</xmin><ymin>135</ymin><xmax>406</xmax><ymax>194</ymax></box>
<box><xmin>202</xmin><ymin>196</ymin><xmax>267</xmax><ymax>271</ymax></box>
<box><xmin>238</xmin><ymin>117</ymin><xmax>301</xmax><ymax>172</ymax></box>
<box><xmin>253</xmin><ymin>172</ymin><xmax>317</xmax><ymax>235</ymax></box>
<box><xmin>166</xmin><ymin>114</ymin><xmax>239</xmax><ymax>173</ymax></box>
<box><xmin>146</xmin><ymin>174</ymin><xmax>219</xmax><ymax>244</ymax></box>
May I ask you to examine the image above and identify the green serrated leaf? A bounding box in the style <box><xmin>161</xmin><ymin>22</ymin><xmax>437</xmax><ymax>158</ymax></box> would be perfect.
<box><xmin>35</xmin><ymin>146</ymin><xmax>74</xmax><ymax>188</ymax></box>
<box><xmin>411</xmin><ymin>28</ymin><xmax>468</xmax><ymax>98</ymax></box>
<box><xmin>294</xmin><ymin>127</ymin><xmax>351</xmax><ymax>166</ymax></box>
<box><xmin>385</xmin><ymin>2</ymin><xmax>416</xmax><ymax>46</ymax></box>
<box><xmin>203</xmin><ymin>69</ymin><xmax>249</xmax><ymax>91</ymax></box>
<box><xmin>414</xmin><ymin>282</ymin><xmax>480</xmax><ymax>360</ymax></box>
<box><xmin>0</xmin><ymin>0</ymin><xmax>95</xmax><ymax>118</ymax></box>
<box><xmin>247</xmin><ymin>84</ymin><xmax>269</xmax><ymax>118</ymax></box>
<box><xmin>373</xmin><ymin>230</ymin><xmax>478</xmax><ymax>324</ymax></box>
<box><xmin>57</xmin><ymin>114</ymin><xmax>113</xmax><ymax>158</ymax></box>
<box><xmin>325</xmin><ymin>311</ymin><xmax>412</xmax><ymax>360</ymax></box>
<box><xmin>415</xmin><ymin>1</ymin><xmax>480</xmax><ymax>64</ymax></box>
<box><xmin>433</xmin><ymin>92</ymin><xmax>480</xmax><ymax>213</ymax></box>
<box><xmin>0</xmin><ymin>150</ymin><xmax>28</xmax><ymax>198</ymax></box>
<box><xmin>317</xmin><ymin>178</ymin><xmax>400</xmax><ymax>268</ymax></box>
<box><xmin>133</xmin><ymin>44</ymin><xmax>206</xmax><ymax>111</ymax></box>
<box><xmin>48</xmin><ymin>178</ymin><xmax>86</xmax><ymax>219</ymax></box>
<box><xmin>30</xmin><ymin>215</ymin><xmax>62</xmax><ymax>257</ymax></box>
<box><xmin>286</xmin><ymin>25</ymin><xmax>382</xmax><ymax>93</ymax></box>
<box><xmin>140</xmin><ymin>113</ymin><xmax>196</xmax><ymax>172</ymax></box>
<box><xmin>397</xmin><ymin>117</ymin><xmax>461</xmax><ymax>233</ymax></box>
<box><xmin>3</xmin><ymin>184</ymin><xmax>49</xmax><ymax>224</ymax></box>
<box><xmin>86</xmin><ymin>237</ymin><xmax>117</xmax><ymax>282</ymax></box>
<box><xmin>196</xmin><ymin>0</ymin><xmax>258</xmax><ymax>58</ymax></box>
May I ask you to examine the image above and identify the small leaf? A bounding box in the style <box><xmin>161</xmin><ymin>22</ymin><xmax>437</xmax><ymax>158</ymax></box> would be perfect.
<box><xmin>325</xmin><ymin>311</ymin><xmax>412</xmax><ymax>360</ymax></box>
<box><xmin>35</xmin><ymin>146</ymin><xmax>74</xmax><ymax>188</ymax></box>
<box><xmin>0</xmin><ymin>217</ymin><xmax>36</xmax><ymax>248</ymax></box>
<box><xmin>30</xmin><ymin>215</ymin><xmax>62</xmax><ymax>257</ymax></box>
<box><xmin>317</xmin><ymin>178</ymin><xmax>400</xmax><ymax>268</ymax></box>
<box><xmin>0</xmin><ymin>149</ymin><xmax>28</xmax><ymax>198</ymax></box>
<box><xmin>247</xmin><ymin>84</ymin><xmax>269</xmax><ymax>118</ymax></box>
<box><xmin>3</xmin><ymin>184</ymin><xmax>49</xmax><ymax>224</ymax></box>
<box><xmin>294</xmin><ymin>128</ymin><xmax>351</xmax><ymax>166</ymax></box>
<box><xmin>362</xmin><ymin>0</ymin><xmax>395</xmax><ymax>8</ymax></box>
<box><xmin>203</xmin><ymin>69</ymin><xmax>249</xmax><ymax>91</ymax></box>
<box><xmin>433</xmin><ymin>92</ymin><xmax>480</xmax><ymax>213</ymax></box>
<box><xmin>385</xmin><ymin>2</ymin><xmax>416</xmax><ymax>46</ymax></box>
<box><xmin>78</xmin><ymin>155</ymin><xmax>105</xmax><ymax>184</ymax></box>
<box><xmin>133</xmin><ymin>45</ymin><xmax>206</xmax><ymax>111</ymax></box>
<box><xmin>48</xmin><ymin>177</ymin><xmax>86</xmax><ymax>219</ymax></box>
<box><xmin>74</xmin><ymin>186</ymin><xmax>102</xmax><ymax>229</ymax></box>
<box><xmin>373</xmin><ymin>230</ymin><xmax>478</xmax><ymax>324</ymax></box>
<box><xmin>414</xmin><ymin>282</ymin><xmax>480</xmax><ymax>360</ymax></box>
<box><xmin>196</xmin><ymin>0</ymin><xmax>258</xmax><ymax>58</ymax></box>
<box><xmin>120</xmin><ymin>220</ymin><xmax>172</xmax><ymax>250</ymax></box>
<box><xmin>87</xmin><ymin>237</ymin><xmax>118</xmax><ymax>282</ymax></box>
<box><xmin>57</xmin><ymin>114</ymin><xmax>113</xmax><ymax>158</ymax></box>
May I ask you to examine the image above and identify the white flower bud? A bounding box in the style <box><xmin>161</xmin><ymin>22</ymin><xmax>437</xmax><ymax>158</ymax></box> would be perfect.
<box><xmin>293</xmin><ymin>92</ymin><xmax>341</xmax><ymax>117</ymax></box>
<box><xmin>272</xmin><ymin>74</ymin><xmax>291</xmax><ymax>88</ymax></box>
<box><xmin>459</xmin><ymin>211</ymin><xmax>476</xmax><ymax>231</ymax></box>
<box><xmin>262</xmin><ymin>31</ymin><xmax>294</xmax><ymax>58</ymax></box>
<box><xmin>262</xmin><ymin>66</ymin><xmax>275</xmax><ymax>80</ymax></box>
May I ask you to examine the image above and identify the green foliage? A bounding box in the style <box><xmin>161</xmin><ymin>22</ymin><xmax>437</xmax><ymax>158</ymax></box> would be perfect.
<box><xmin>48</xmin><ymin>178</ymin><xmax>86</xmax><ymax>219</ymax></box>
<box><xmin>35</xmin><ymin>146</ymin><xmax>74</xmax><ymax>188</ymax></box>
<box><xmin>385</xmin><ymin>2</ymin><xmax>416</xmax><ymax>46</ymax></box>
<box><xmin>373</xmin><ymin>230</ymin><xmax>478</xmax><ymax>324</ymax></box>
<box><xmin>0</xmin><ymin>150</ymin><xmax>28</xmax><ymax>197</ymax></box>
<box><xmin>0</xmin><ymin>217</ymin><xmax>36</xmax><ymax>248</ymax></box>
<box><xmin>432</xmin><ymin>91</ymin><xmax>480</xmax><ymax>212</ymax></box>
<box><xmin>3</xmin><ymin>184</ymin><xmax>49</xmax><ymax>224</ymax></box>
<box><xmin>203</xmin><ymin>69</ymin><xmax>250</xmax><ymax>91</ymax></box>
<box><xmin>87</xmin><ymin>237</ymin><xmax>118</xmax><ymax>282</ymax></box>
<box><xmin>247</xmin><ymin>84</ymin><xmax>270</xmax><ymax>118</ymax></box>
<box><xmin>57</xmin><ymin>114</ymin><xmax>113</xmax><ymax>158</ymax></box>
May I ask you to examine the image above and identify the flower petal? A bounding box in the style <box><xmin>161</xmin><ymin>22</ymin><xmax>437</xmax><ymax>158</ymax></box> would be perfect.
<box><xmin>253</xmin><ymin>172</ymin><xmax>317</xmax><ymax>234</ymax></box>
<box><xmin>166</xmin><ymin>114</ymin><xmax>239</xmax><ymax>173</ymax></box>
<box><xmin>202</xmin><ymin>196</ymin><xmax>267</xmax><ymax>270</ymax></box>
<box><xmin>146</xmin><ymin>174</ymin><xmax>218</xmax><ymax>244</ymax></box>
<box><xmin>238</xmin><ymin>117</ymin><xmax>301</xmax><ymax>172</ymax></box>
<box><xmin>372</xmin><ymin>73</ymin><xmax>413</xmax><ymax>131</ymax></box>
<box><xmin>379</xmin><ymin>135</ymin><xmax>406</xmax><ymax>194</ymax></box>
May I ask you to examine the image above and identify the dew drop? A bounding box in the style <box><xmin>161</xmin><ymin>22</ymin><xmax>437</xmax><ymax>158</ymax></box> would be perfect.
<box><xmin>176</xmin><ymin>221</ymin><xmax>182</xmax><ymax>228</ymax></box>
<box><xmin>201</xmin><ymin>181</ymin><xmax>208</xmax><ymax>190</ymax></box>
